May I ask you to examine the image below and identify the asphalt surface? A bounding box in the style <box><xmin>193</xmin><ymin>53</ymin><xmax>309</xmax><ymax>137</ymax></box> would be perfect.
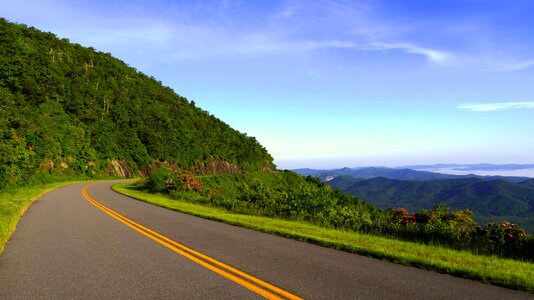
<box><xmin>0</xmin><ymin>181</ymin><xmax>532</xmax><ymax>299</ymax></box>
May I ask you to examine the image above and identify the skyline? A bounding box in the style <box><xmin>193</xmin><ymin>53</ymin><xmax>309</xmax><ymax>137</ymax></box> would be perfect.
<box><xmin>2</xmin><ymin>0</ymin><xmax>534</xmax><ymax>169</ymax></box>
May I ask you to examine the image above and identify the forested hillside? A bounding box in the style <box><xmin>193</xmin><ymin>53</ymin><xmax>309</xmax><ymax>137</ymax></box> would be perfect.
<box><xmin>0</xmin><ymin>18</ymin><xmax>273</xmax><ymax>189</ymax></box>
<box><xmin>328</xmin><ymin>176</ymin><xmax>534</xmax><ymax>231</ymax></box>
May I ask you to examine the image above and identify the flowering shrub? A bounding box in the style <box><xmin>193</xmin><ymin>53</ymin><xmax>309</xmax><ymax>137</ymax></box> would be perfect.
<box><xmin>165</xmin><ymin>173</ymin><xmax>203</xmax><ymax>192</ymax></box>
<box><xmin>388</xmin><ymin>206</ymin><xmax>479</xmax><ymax>247</ymax></box>
<box><xmin>387</xmin><ymin>206</ymin><xmax>530</xmax><ymax>259</ymax></box>
<box><xmin>486</xmin><ymin>221</ymin><xmax>527</xmax><ymax>239</ymax></box>
<box><xmin>476</xmin><ymin>221</ymin><xmax>528</xmax><ymax>256</ymax></box>
<box><xmin>392</xmin><ymin>208</ymin><xmax>416</xmax><ymax>225</ymax></box>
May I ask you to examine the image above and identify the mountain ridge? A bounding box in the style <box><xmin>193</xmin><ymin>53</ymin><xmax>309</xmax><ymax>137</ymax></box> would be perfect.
<box><xmin>293</xmin><ymin>166</ymin><xmax>530</xmax><ymax>183</ymax></box>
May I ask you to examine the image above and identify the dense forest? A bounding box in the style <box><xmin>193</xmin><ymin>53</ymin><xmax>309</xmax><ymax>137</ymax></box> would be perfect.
<box><xmin>328</xmin><ymin>176</ymin><xmax>534</xmax><ymax>232</ymax></box>
<box><xmin>0</xmin><ymin>18</ymin><xmax>273</xmax><ymax>190</ymax></box>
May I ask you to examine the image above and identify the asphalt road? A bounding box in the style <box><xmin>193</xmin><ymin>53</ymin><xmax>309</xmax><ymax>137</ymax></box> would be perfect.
<box><xmin>0</xmin><ymin>181</ymin><xmax>532</xmax><ymax>299</ymax></box>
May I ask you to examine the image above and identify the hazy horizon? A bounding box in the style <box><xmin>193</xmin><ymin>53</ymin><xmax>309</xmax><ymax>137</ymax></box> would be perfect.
<box><xmin>283</xmin><ymin>162</ymin><xmax>534</xmax><ymax>178</ymax></box>
<box><xmin>276</xmin><ymin>159</ymin><xmax>534</xmax><ymax>170</ymax></box>
<box><xmin>4</xmin><ymin>1</ymin><xmax>534</xmax><ymax>167</ymax></box>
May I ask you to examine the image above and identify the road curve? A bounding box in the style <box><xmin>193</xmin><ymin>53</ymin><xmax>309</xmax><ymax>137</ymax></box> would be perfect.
<box><xmin>0</xmin><ymin>181</ymin><xmax>532</xmax><ymax>299</ymax></box>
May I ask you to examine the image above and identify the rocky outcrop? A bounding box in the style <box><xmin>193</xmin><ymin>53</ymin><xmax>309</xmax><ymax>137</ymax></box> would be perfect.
<box><xmin>262</xmin><ymin>162</ymin><xmax>272</xmax><ymax>172</ymax></box>
<box><xmin>41</xmin><ymin>160</ymin><xmax>54</xmax><ymax>173</ymax></box>
<box><xmin>130</xmin><ymin>159</ymin><xmax>269</xmax><ymax>177</ymax></box>
<box><xmin>192</xmin><ymin>159</ymin><xmax>242</xmax><ymax>175</ymax></box>
<box><xmin>108</xmin><ymin>160</ymin><xmax>134</xmax><ymax>178</ymax></box>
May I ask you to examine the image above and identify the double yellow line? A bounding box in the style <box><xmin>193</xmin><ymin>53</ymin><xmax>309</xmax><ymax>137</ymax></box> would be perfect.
<box><xmin>82</xmin><ymin>184</ymin><xmax>303</xmax><ymax>300</ymax></box>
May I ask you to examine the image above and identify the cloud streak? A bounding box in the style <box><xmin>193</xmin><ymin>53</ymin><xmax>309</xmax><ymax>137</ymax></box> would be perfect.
<box><xmin>369</xmin><ymin>42</ymin><xmax>454</xmax><ymax>64</ymax></box>
<box><xmin>5</xmin><ymin>0</ymin><xmax>534</xmax><ymax>72</ymax></box>
<box><xmin>458</xmin><ymin>102</ymin><xmax>534</xmax><ymax>112</ymax></box>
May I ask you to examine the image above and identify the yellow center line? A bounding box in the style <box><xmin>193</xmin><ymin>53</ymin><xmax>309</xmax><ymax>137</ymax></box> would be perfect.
<box><xmin>81</xmin><ymin>184</ymin><xmax>303</xmax><ymax>300</ymax></box>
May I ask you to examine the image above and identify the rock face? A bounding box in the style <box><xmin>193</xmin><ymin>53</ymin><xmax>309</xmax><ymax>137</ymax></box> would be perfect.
<box><xmin>107</xmin><ymin>159</ymin><xmax>268</xmax><ymax>178</ymax></box>
<box><xmin>108</xmin><ymin>160</ymin><xmax>134</xmax><ymax>178</ymax></box>
<box><xmin>262</xmin><ymin>162</ymin><xmax>272</xmax><ymax>172</ymax></box>
<box><xmin>192</xmin><ymin>159</ymin><xmax>243</xmax><ymax>175</ymax></box>
<box><xmin>41</xmin><ymin>160</ymin><xmax>54</xmax><ymax>173</ymax></box>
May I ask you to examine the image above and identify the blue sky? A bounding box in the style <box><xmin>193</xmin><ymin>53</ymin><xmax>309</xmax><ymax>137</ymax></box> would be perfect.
<box><xmin>3</xmin><ymin>0</ymin><xmax>534</xmax><ymax>168</ymax></box>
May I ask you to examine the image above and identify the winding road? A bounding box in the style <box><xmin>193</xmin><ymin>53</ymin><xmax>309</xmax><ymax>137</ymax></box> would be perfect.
<box><xmin>0</xmin><ymin>181</ymin><xmax>531</xmax><ymax>299</ymax></box>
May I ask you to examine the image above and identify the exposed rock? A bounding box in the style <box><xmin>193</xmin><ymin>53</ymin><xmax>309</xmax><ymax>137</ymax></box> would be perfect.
<box><xmin>192</xmin><ymin>159</ymin><xmax>242</xmax><ymax>175</ymax></box>
<box><xmin>262</xmin><ymin>162</ymin><xmax>272</xmax><ymax>172</ymax></box>
<box><xmin>108</xmin><ymin>160</ymin><xmax>133</xmax><ymax>178</ymax></box>
<box><xmin>41</xmin><ymin>160</ymin><xmax>54</xmax><ymax>173</ymax></box>
<box><xmin>60</xmin><ymin>162</ymin><xmax>69</xmax><ymax>169</ymax></box>
<box><xmin>143</xmin><ymin>159</ymin><xmax>270</xmax><ymax>176</ymax></box>
<box><xmin>87</xmin><ymin>161</ymin><xmax>96</xmax><ymax>170</ymax></box>
<box><xmin>141</xmin><ymin>161</ymin><xmax>182</xmax><ymax>177</ymax></box>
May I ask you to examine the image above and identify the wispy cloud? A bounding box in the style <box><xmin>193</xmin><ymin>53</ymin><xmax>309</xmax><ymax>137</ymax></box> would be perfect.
<box><xmin>490</xmin><ymin>59</ymin><xmax>534</xmax><ymax>72</ymax></box>
<box><xmin>7</xmin><ymin>0</ymin><xmax>534</xmax><ymax>72</ymax></box>
<box><xmin>458</xmin><ymin>102</ymin><xmax>534</xmax><ymax>112</ymax></box>
<box><xmin>369</xmin><ymin>42</ymin><xmax>454</xmax><ymax>64</ymax></box>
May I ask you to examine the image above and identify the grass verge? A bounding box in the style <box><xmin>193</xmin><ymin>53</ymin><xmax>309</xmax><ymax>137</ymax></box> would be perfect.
<box><xmin>0</xmin><ymin>181</ymin><xmax>81</xmax><ymax>254</ymax></box>
<box><xmin>113</xmin><ymin>182</ymin><xmax>534</xmax><ymax>293</ymax></box>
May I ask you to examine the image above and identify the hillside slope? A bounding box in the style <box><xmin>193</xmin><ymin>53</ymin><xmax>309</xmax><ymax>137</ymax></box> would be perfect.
<box><xmin>0</xmin><ymin>18</ymin><xmax>273</xmax><ymax>189</ymax></box>
<box><xmin>519</xmin><ymin>179</ymin><xmax>534</xmax><ymax>189</ymax></box>
<box><xmin>328</xmin><ymin>176</ymin><xmax>534</xmax><ymax>231</ymax></box>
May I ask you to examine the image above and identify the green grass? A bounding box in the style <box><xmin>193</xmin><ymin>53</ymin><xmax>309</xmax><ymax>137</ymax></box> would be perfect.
<box><xmin>0</xmin><ymin>181</ymin><xmax>82</xmax><ymax>254</ymax></box>
<box><xmin>113</xmin><ymin>182</ymin><xmax>534</xmax><ymax>293</ymax></box>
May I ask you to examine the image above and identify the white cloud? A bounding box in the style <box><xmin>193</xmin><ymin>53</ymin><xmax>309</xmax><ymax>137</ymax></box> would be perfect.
<box><xmin>458</xmin><ymin>102</ymin><xmax>534</xmax><ymax>112</ymax></box>
<box><xmin>297</xmin><ymin>40</ymin><xmax>454</xmax><ymax>64</ymax></box>
<box><xmin>491</xmin><ymin>59</ymin><xmax>534</xmax><ymax>72</ymax></box>
<box><xmin>370</xmin><ymin>42</ymin><xmax>454</xmax><ymax>64</ymax></box>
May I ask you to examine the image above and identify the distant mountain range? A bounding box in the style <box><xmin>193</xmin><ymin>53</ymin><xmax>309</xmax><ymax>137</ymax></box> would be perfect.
<box><xmin>404</xmin><ymin>163</ymin><xmax>534</xmax><ymax>171</ymax></box>
<box><xmin>293</xmin><ymin>166</ymin><xmax>530</xmax><ymax>183</ymax></box>
<box><xmin>292</xmin><ymin>166</ymin><xmax>534</xmax><ymax>232</ymax></box>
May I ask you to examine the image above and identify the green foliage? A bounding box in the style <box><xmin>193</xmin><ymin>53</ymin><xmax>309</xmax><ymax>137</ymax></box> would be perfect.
<box><xmin>142</xmin><ymin>169</ymin><xmax>533</xmax><ymax>261</ymax></box>
<box><xmin>329</xmin><ymin>176</ymin><xmax>534</xmax><ymax>232</ymax></box>
<box><xmin>385</xmin><ymin>206</ymin><xmax>532</xmax><ymax>260</ymax></box>
<box><xmin>145</xmin><ymin>167</ymin><xmax>171</xmax><ymax>193</ymax></box>
<box><xmin>473</xmin><ymin>221</ymin><xmax>529</xmax><ymax>258</ymax></box>
<box><xmin>143</xmin><ymin>169</ymin><xmax>382</xmax><ymax>228</ymax></box>
<box><xmin>0</xmin><ymin>18</ymin><xmax>273</xmax><ymax>190</ymax></box>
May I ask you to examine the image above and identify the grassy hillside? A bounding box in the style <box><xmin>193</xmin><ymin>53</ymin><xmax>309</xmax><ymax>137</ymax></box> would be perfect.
<box><xmin>328</xmin><ymin>176</ymin><xmax>534</xmax><ymax>231</ymax></box>
<box><xmin>0</xmin><ymin>18</ymin><xmax>273</xmax><ymax>190</ymax></box>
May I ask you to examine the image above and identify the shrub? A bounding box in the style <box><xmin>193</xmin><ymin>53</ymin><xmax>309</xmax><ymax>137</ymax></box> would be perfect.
<box><xmin>166</xmin><ymin>173</ymin><xmax>203</xmax><ymax>192</ymax></box>
<box><xmin>477</xmin><ymin>221</ymin><xmax>528</xmax><ymax>257</ymax></box>
<box><xmin>145</xmin><ymin>167</ymin><xmax>171</xmax><ymax>193</ymax></box>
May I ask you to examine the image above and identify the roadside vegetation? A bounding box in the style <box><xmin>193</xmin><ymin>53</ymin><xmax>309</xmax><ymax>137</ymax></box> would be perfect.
<box><xmin>113</xmin><ymin>179</ymin><xmax>534</xmax><ymax>293</ymax></box>
<box><xmin>141</xmin><ymin>168</ymin><xmax>534</xmax><ymax>262</ymax></box>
